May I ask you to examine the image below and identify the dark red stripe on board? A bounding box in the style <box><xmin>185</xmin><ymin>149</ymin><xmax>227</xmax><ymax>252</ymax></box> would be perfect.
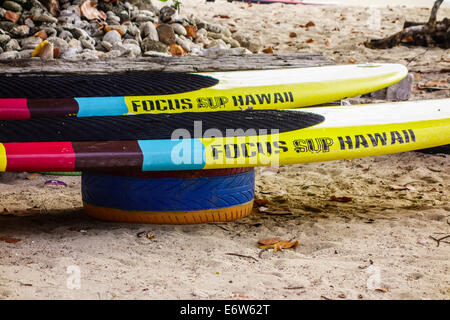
<box><xmin>27</xmin><ymin>98</ymin><xmax>79</xmax><ymax>118</ymax></box>
<box><xmin>72</xmin><ymin>141</ymin><xmax>143</xmax><ymax>171</ymax></box>
<box><xmin>3</xmin><ymin>142</ymin><xmax>75</xmax><ymax>171</ymax></box>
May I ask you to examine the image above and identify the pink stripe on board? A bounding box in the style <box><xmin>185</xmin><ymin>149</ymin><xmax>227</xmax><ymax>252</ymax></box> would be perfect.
<box><xmin>3</xmin><ymin>142</ymin><xmax>75</xmax><ymax>172</ymax></box>
<box><xmin>0</xmin><ymin>99</ymin><xmax>30</xmax><ymax>120</ymax></box>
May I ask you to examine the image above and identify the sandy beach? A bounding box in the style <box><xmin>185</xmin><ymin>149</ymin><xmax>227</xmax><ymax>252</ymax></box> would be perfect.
<box><xmin>0</xmin><ymin>0</ymin><xmax>449</xmax><ymax>300</ymax></box>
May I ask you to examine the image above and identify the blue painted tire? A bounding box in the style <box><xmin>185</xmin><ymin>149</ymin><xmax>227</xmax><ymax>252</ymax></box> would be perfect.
<box><xmin>82</xmin><ymin>168</ymin><xmax>255</xmax><ymax>224</ymax></box>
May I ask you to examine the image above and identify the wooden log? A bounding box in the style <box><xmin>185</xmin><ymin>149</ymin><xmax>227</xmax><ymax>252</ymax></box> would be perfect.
<box><xmin>0</xmin><ymin>53</ymin><xmax>334</xmax><ymax>76</ymax></box>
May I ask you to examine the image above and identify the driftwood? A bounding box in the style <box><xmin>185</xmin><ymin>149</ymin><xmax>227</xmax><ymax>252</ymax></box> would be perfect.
<box><xmin>364</xmin><ymin>0</ymin><xmax>449</xmax><ymax>49</ymax></box>
<box><xmin>0</xmin><ymin>53</ymin><xmax>333</xmax><ymax>75</ymax></box>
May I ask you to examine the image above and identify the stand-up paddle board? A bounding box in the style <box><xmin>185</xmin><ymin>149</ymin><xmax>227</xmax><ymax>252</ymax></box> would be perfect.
<box><xmin>0</xmin><ymin>99</ymin><xmax>448</xmax><ymax>172</ymax></box>
<box><xmin>0</xmin><ymin>63</ymin><xmax>407</xmax><ymax>119</ymax></box>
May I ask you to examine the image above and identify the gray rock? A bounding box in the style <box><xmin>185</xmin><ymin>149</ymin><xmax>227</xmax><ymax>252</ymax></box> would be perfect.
<box><xmin>140</xmin><ymin>22</ymin><xmax>158</xmax><ymax>41</ymax></box>
<box><xmin>171</xmin><ymin>23</ymin><xmax>187</xmax><ymax>36</ymax></box>
<box><xmin>141</xmin><ymin>37</ymin><xmax>168</xmax><ymax>53</ymax></box>
<box><xmin>102</xmin><ymin>49</ymin><xmax>122</xmax><ymax>59</ymax></box>
<box><xmin>365</xmin><ymin>73</ymin><xmax>413</xmax><ymax>101</ymax></box>
<box><xmin>58</xmin><ymin>30</ymin><xmax>73</xmax><ymax>41</ymax></box>
<box><xmin>205</xmin><ymin>23</ymin><xmax>223</xmax><ymax>34</ymax></box>
<box><xmin>43</xmin><ymin>27</ymin><xmax>57</xmax><ymax>38</ymax></box>
<box><xmin>175</xmin><ymin>35</ymin><xmax>192</xmax><ymax>52</ymax></box>
<box><xmin>0</xmin><ymin>50</ymin><xmax>20</xmax><ymax>59</ymax></box>
<box><xmin>103</xmin><ymin>30</ymin><xmax>121</xmax><ymax>45</ymax></box>
<box><xmin>81</xmin><ymin>38</ymin><xmax>95</xmax><ymax>50</ymax></box>
<box><xmin>20</xmin><ymin>36</ymin><xmax>42</xmax><ymax>50</ymax></box>
<box><xmin>0</xmin><ymin>34</ymin><xmax>11</xmax><ymax>47</ymax></box>
<box><xmin>124</xmin><ymin>22</ymin><xmax>139</xmax><ymax>36</ymax></box>
<box><xmin>11</xmin><ymin>0</ymin><xmax>27</xmax><ymax>5</ymax></box>
<box><xmin>142</xmin><ymin>51</ymin><xmax>171</xmax><ymax>58</ymax></box>
<box><xmin>47</xmin><ymin>37</ymin><xmax>69</xmax><ymax>52</ymax></box>
<box><xmin>10</xmin><ymin>25</ymin><xmax>30</xmax><ymax>37</ymax></box>
<box><xmin>61</xmin><ymin>46</ymin><xmax>82</xmax><ymax>59</ymax></box>
<box><xmin>0</xmin><ymin>47</ymin><xmax>3</xmax><ymax>54</ymax></box>
<box><xmin>33</xmin><ymin>14</ymin><xmax>58</xmax><ymax>24</ymax></box>
<box><xmin>19</xmin><ymin>49</ymin><xmax>34</xmax><ymax>59</ymax></box>
<box><xmin>159</xmin><ymin>5</ymin><xmax>177</xmax><ymax>23</ymax></box>
<box><xmin>118</xmin><ymin>10</ymin><xmax>129</xmax><ymax>20</ymax></box>
<box><xmin>2</xmin><ymin>1</ymin><xmax>22</xmax><ymax>12</ymax></box>
<box><xmin>123</xmin><ymin>39</ymin><xmax>139</xmax><ymax>46</ymax></box>
<box><xmin>24</xmin><ymin>18</ymin><xmax>35</xmax><ymax>29</ymax></box>
<box><xmin>0</xmin><ymin>8</ymin><xmax>6</xmax><ymax>19</ymax></box>
<box><xmin>101</xmin><ymin>40</ymin><xmax>112</xmax><ymax>51</ymax></box>
<box><xmin>156</xmin><ymin>24</ymin><xmax>176</xmax><ymax>45</ymax></box>
<box><xmin>196</xmin><ymin>28</ymin><xmax>207</xmax><ymax>38</ymax></box>
<box><xmin>0</xmin><ymin>21</ymin><xmax>15</xmax><ymax>32</ymax></box>
<box><xmin>134</xmin><ymin>14</ymin><xmax>154</xmax><ymax>23</ymax></box>
<box><xmin>5</xmin><ymin>39</ymin><xmax>20</xmax><ymax>51</ymax></box>
<box><xmin>71</xmin><ymin>27</ymin><xmax>90</xmax><ymax>39</ymax></box>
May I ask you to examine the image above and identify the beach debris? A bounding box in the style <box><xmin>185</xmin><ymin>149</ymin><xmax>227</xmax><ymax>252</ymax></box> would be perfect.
<box><xmin>44</xmin><ymin>180</ymin><xmax>67</xmax><ymax>187</ymax></box>
<box><xmin>79</xmin><ymin>0</ymin><xmax>106</xmax><ymax>21</ymax></box>
<box><xmin>375</xmin><ymin>288</ymin><xmax>389</xmax><ymax>293</ymax></box>
<box><xmin>0</xmin><ymin>0</ymin><xmax>248</xmax><ymax>60</ymax></box>
<box><xmin>192</xmin><ymin>289</ymin><xmax>209</xmax><ymax>298</ymax></box>
<box><xmin>305</xmin><ymin>38</ymin><xmax>314</xmax><ymax>43</ymax></box>
<box><xmin>364</xmin><ymin>0</ymin><xmax>449</xmax><ymax>49</ymax></box>
<box><xmin>258</xmin><ymin>239</ymin><xmax>299</xmax><ymax>255</ymax></box>
<box><xmin>257</xmin><ymin>206</ymin><xmax>268</xmax><ymax>213</ymax></box>
<box><xmin>329</xmin><ymin>196</ymin><xmax>353</xmax><ymax>203</ymax></box>
<box><xmin>260</xmin><ymin>189</ymin><xmax>286</xmax><ymax>196</ymax></box>
<box><xmin>254</xmin><ymin>199</ymin><xmax>269</xmax><ymax>206</ymax></box>
<box><xmin>225</xmin><ymin>253</ymin><xmax>258</xmax><ymax>262</ymax></box>
<box><xmin>417</xmin><ymin>80</ymin><xmax>449</xmax><ymax>91</ymax></box>
<box><xmin>289</xmin><ymin>32</ymin><xmax>297</xmax><ymax>38</ymax></box>
<box><xmin>429</xmin><ymin>234</ymin><xmax>450</xmax><ymax>247</ymax></box>
<box><xmin>389</xmin><ymin>184</ymin><xmax>417</xmax><ymax>191</ymax></box>
<box><xmin>263</xmin><ymin>210</ymin><xmax>293</xmax><ymax>216</ymax></box>
<box><xmin>0</xmin><ymin>236</ymin><xmax>21</xmax><ymax>243</ymax></box>
<box><xmin>262</xmin><ymin>46</ymin><xmax>274</xmax><ymax>54</ymax></box>
<box><xmin>259</xmin><ymin>166</ymin><xmax>280</xmax><ymax>176</ymax></box>
<box><xmin>137</xmin><ymin>231</ymin><xmax>155</xmax><ymax>240</ymax></box>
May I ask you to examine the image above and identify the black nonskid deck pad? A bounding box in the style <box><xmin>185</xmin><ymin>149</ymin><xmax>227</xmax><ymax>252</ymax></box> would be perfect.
<box><xmin>0</xmin><ymin>73</ymin><xmax>219</xmax><ymax>98</ymax></box>
<box><xmin>0</xmin><ymin>110</ymin><xmax>324</xmax><ymax>143</ymax></box>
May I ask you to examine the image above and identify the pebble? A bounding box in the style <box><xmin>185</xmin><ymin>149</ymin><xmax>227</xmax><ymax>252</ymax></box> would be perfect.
<box><xmin>140</xmin><ymin>22</ymin><xmax>158</xmax><ymax>41</ymax></box>
<box><xmin>0</xmin><ymin>0</ymin><xmax>249</xmax><ymax>60</ymax></box>
<box><xmin>2</xmin><ymin>1</ymin><xmax>22</xmax><ymax>13</ymax></box>
<box><xmin>10</xmin><ymin>25</ymin><xmax>29</xmax><ymax>37</ymax></box>
<box><xmin>156</xmin><ymin>24</ymin><xmax>176</xmax><ymax>45</ymax></box>
<box><xmin>33</xmin><ymin>14</ymin><xmax>58</xmax><ymax>24</ymax></box>
<box><xmin>141</xmin><ymin>38</ymin><xmax>168</xmax><ymax>53</ymax></box>
<box><xmin>192</xmin><ymin>290</ymin><xmax>209</xmax><ymax>298</ymax></box>
<box><xmin>0</xmin><ymin>50</ymin><xmax>19</xmax><ymax>59</ymax></box>
<box><xmin>103</xmin><ymin>30</ymin><xmax>121</xmax><ymax>45</ymax></box>
<box><xmin>171</xmin><ymin>23</ymin><xmax>187</xmax><ymax>36</ymax></box>
<box><xmin>20</xmin><ymin>36</ymin><xmax>42</xmax><ymax>50</ymax></box>
<box><xmin>5</xmin><ymin>38</ymin><xmax>20</xmax><ymax>51</ymax></box>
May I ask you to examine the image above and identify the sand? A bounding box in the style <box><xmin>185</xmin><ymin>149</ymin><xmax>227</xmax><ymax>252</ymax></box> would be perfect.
<box><xmin>0</xmin><ymin>0</ymin><xmax>449</xmax><ymax>300</ymax></box>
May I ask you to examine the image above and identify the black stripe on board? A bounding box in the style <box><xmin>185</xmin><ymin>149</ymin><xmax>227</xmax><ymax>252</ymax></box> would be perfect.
<box><xmin>0</xmin><ymin>110</ymin><xmax>324</xmax><ymax>143</ymax></box>
<box><xmin>0</xmin><ymin>73</ymin><xmax>219</xmax><ymax>98</ymax></box>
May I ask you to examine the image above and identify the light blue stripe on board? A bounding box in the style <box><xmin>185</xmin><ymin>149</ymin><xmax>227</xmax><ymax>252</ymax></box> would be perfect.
<box><xmin>75</xmin><ymin>97</ymin><xmax>128</xmax><ymax>117</ymax></box>
<box><xmin>138</xmin><ymin>139</ymin><xmax>206</xmax><ymax>171</ymax></box>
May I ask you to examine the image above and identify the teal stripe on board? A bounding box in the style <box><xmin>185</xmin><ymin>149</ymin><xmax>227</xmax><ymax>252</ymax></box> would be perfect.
<box><xmin>138</xmin><ymin>139</ymin><xmax>206</xmax><ymax>171</ymax></box>
<box><xmin>75</xmin><ymin>97</ymin><xmax>128</xmax><ymax>117</ymax></box>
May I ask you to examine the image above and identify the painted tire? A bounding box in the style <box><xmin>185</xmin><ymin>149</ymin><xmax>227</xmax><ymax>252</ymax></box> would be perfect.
<box><xmin>82</xmin><ymin>168</ymin><xmax>255</xmax><ymax>224</ymax></box>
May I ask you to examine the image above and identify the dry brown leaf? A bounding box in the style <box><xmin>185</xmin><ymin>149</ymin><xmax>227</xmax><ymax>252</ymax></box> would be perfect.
<box><xmin>4</xmin><ymin>10</ymin><xmax>20</xmax><ymax>24</ymax></box>
<box><xmin>349</xmin><ymin>57</ymin><xmax>356</xmax><ymax>64</ymax></box>
<box><xmin>0</xmin><ymin>236</ymin><xmax>21</xmax><ymax>243</ymax></box>
<box><xmin>306</xmin><ymin>38</ymin><xmax>314</xmax><ymax>43</ymax></box>
<box><xmin>289</xmin><ymin>32</ymin><xmax>297</xmax><ymax>38</ymax></box>
<box><xmin>254</xmin><ymin>199</ymin><xmax>269</xmax><ymax>206</ymax></box>
<box><xmin>258</xmin><ymin>238</ymin><xmax>281</xmax><ymax>246</ymax></box>
<box><xmin>305</xmin><ymin>21</ymin><xmax>315</xmax><ymax>28</ymax></box>
<box><xmin>324</xmin><ymin>39</ymin><xmax>330</xmax><ymax>46</ymax></box>
<box><xmin>79</xmin><ymin>0</ymin><xmax>106</xmax><ymax>21</ymax></box>
<box><xmin>375</xmin><ymin>288</ymin><xmax>389</xmax><ymax>293</ymax></box>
